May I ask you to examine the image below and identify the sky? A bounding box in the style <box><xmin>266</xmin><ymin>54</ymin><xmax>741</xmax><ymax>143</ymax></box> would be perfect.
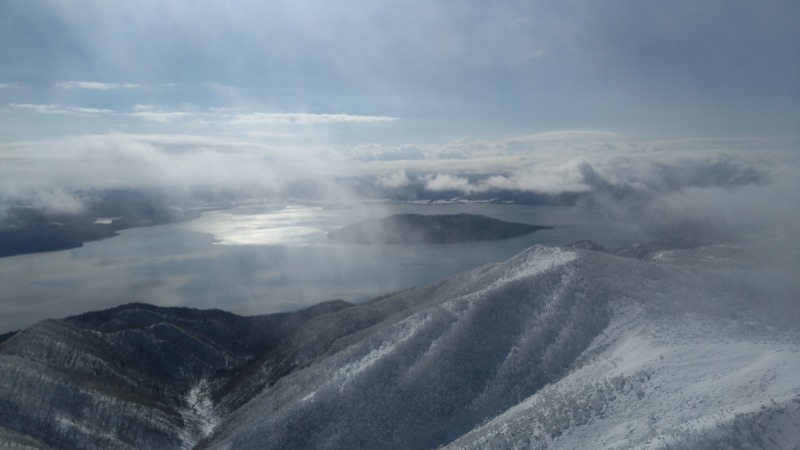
<box><xmin>0</xmin><ymin>0</ymin><xmax>799</xmax><ymax>206</ymax></box>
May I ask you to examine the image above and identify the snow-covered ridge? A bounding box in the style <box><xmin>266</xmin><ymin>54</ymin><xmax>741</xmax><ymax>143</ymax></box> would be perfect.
<box><xmin>2</xmin><ymin>241</ymin><xmax>798</xmax><ymax>449</ymax></box>
<box><xmin>485</xmin><ymin>245</ymin><xmax>579</xmax><ymax>288</ymax></box>
<box><xmin>445</xmin><ymin>303</ymin><xmax>800</xmax><ymax>449</ymax></box>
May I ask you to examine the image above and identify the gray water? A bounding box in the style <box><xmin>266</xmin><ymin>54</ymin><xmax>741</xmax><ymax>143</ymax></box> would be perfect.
<box><xmin>0</xmin><ymin>202</ymin><xmax>647</xmax><ymax>333</ymax></box>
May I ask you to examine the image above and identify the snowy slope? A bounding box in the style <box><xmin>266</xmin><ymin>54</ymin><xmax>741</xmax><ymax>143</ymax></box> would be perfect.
<box><xmin>0</xmin><ymin>302</ymin><xmax>351</xmax><ymax>449</ymax></box>
<box><xmin>446</xmin><ymin>242</ymin><xmax>800</xmax><ymax>449</ymax></box>
<box><xmin>2</xmin><ymin>240</ymin><xmax>798</xmax><ymax>449</ymax></box>
<box><xmin>444</xmin><ymin>303</ymin><xmax>800</xmax><ymax>449</ymax></box>
<box><xmin>201</xmin><ymin>242</ymin><xmax>799</xmax><ymax>449</ymax></box>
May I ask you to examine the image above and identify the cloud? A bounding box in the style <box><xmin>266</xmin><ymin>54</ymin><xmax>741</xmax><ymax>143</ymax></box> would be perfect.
<box><xmin>0</xmin><ymin>133</ymin><xmax>357</xmax><ymax>194</ymax></box>
<box><xmin>28</xmin><ymin>188</ymin><xmax>87</xmax><ymax>215</ymax></box>
<box><xmin>228</xmin><ymin>113</ymin><xmax>397</xmax><ymax>126</ymax></box>
<box><xmin>416</xmin><ymin>160</ymin><xmax>608</xmax><ymax>196</ymax></box>
<box><xmin>505</xmin><ymin>130</ymin><xmax>628</xmax><ymax>143</ymax></box>
<box><xmin>0</xmin><ymin>128</ymin><xmax>796</xmax><ymax>257</ymax></box>
<box><xmin>55</xmin><ymin>81</ymin><xmax>141</xmax><ymax>90</ymax></box>
<box><xmin>345</xmin><ymin>134</ymin><xmax>797</xmax><ymax>222</ymax></box>
<box><xmin>481</xmin><ymin>160</ymin><xmax>596</xmax><ymax>194</ymax></box>
<box><xmin>417</xmin><ymin>155</ymin><xmax>769</xmax><ymax>199</ymax></box>
<box><xmin>423</xmin><ymin>173</ymin><xmax>475</xmax><ymax>193</ymax></box>
<box><xmin>346</xmin><ymin>144</ymin><xmax>427</xmax><ymax>162</ymax></box>
<box><xmin>0</xmin><ymin>129</ymin><xmax>795</xmax><ymax>227</ymax></box>
<box><xmin>376</xmin><ymin>171</ymin><xmax>412</xmax><ymax>189</ymax></box>
<box><xmin>344</xmin><ymin>132</ymin><xmax>635</xmax><ymax>164</ymax></box>
<box><xmin>628</xmin><ymin>167</ymin><xmax>800</xmax><ymax>245</ymax></box>
<box><xmin>130</xmin><ymin>110</ymin><xmax>197</xmax><ymax>123</ymax></box>
<box><xmin>10</xmin><ymin>103</ymin><xmax>114</xmax><ymax>116</ymax></box>
<box><xmin>8</xmin><ymin>102</ymin><xmax>398</xmax><ymax>129</ymax></box>
<box><xmin>435</xmin><ymin>137</ymin><xmax>498</xmax><ymax>160</ymax></box>
<box><xmin>0</xmin><ymin>187</ymin><xmax>87</xmax><ymax>223</ymax></box>
<box><xmin>369</xmin><ymin>141</ymin><xmax>797</xmax><ymax>248</ymax></box>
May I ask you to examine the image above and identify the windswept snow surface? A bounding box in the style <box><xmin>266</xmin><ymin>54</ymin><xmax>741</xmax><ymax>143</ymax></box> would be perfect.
<box><xmin>444</xmin><ymin>304</ymin><xmax>800</xmax><ymax>449</ymax></box>
<box><xmin>2</xmin><ymin>241</ymin><xmax>798</xmax><ymax>449</ymax></box>
<box><xmin>205</xmin><ymin>243</ymin><xmax>800</xmax><ymax>449</ymax></box>
<box><xmin>207</xmin><ymin>246</ymin><xmax>599</xmax><ymax>449</ymax></box>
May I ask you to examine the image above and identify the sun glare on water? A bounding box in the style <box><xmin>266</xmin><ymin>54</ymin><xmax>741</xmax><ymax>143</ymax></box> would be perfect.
<box><xmin>187</xmin><ymin>205</ymin><xmax>332</xmax><ymax>246</ymax></box>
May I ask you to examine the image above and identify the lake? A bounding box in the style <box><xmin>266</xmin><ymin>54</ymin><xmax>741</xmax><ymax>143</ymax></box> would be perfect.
<box><xmin>0</xmin><ymin>202</ymin><xmax>647</xmax><ymax>333</ymax></box>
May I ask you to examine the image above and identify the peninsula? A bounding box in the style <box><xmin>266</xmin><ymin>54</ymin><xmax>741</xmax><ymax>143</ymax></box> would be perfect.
<box><xmin>327</xmin><ymin>213</ymin><xmax>551</xmax><ymax>244</ymax></box>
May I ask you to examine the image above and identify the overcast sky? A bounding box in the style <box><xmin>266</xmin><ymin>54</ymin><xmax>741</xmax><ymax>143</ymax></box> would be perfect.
<box><xmin>1</xmin><ymin>0</ymin><xmax>798</xmax><ymax>194</ymax></box>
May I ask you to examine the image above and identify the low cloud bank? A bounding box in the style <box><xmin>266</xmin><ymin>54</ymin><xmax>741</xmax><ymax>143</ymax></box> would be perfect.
<box><xmin>359</xmin><ymin>135</ymin><xmax>797</xmax><ymax>246</ymax></box>
<box><xmin>1</xmin><ymin>131</ymin><xmax>796</xmax><ymax>247</ymax></box>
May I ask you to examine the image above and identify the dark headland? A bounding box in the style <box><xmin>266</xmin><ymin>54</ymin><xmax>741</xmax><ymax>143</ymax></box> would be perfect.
<box><xmin>327</xmin><ymin>213</ymin><xmax>551</xmax><ymax>244</ymax></box>
<box><xmin>0</xmin><ymin>189</ymin><xmax>204</xmax><ymax>258</ymax></box>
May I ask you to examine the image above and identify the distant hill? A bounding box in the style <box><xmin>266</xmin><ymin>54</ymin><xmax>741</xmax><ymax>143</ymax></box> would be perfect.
<box><xmin>0</xmin><ymin>189</ymin><xmax>202</xmax><ymax>258</ymax></box>
<box><xmin>327</xmin><ymin>213</ymin><xmax>551</xmax><ymax>244</ymax></box>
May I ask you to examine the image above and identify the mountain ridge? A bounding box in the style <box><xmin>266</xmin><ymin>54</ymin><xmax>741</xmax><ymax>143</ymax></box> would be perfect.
<box><xmin>1</xmin><ymin>242</ymin><xmax>798</xmax><ymax>449</ymax></box>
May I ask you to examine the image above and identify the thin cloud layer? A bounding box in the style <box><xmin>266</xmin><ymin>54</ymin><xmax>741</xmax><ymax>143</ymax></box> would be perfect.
<box><xmin>0</xmin><ymin>134</ymin><xmax>339</xmax><ymax>191</ymax></box>
<box><xmin>55</xmin><ymin>81</ymin><xmax>141</xmax><ymax>90</ymax></box>
<box><xmin>1</xmin><ymin>132</ymin><xmax>792</xmax><ymax>231</ymax></box>
<box><xmin>11</xmin><ymin>103</ymin><xmax>114</xmax><ymax>116</ymax></box>
<box><xmin>229</xmin><ymin>113</ymin><xmax>397</xmax><ymax>126</ymax></box>
<box><xmin>11</xmin><ymin>102</ymin><xmax>396</xmax><ymax>125</ymax></box>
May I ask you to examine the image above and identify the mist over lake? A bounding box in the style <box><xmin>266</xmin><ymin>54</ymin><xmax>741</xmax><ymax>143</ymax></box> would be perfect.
<box><xmin>0</xmin><ymin>202</ymin><xmax>646</xmax><ymax>333</ymax></box>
